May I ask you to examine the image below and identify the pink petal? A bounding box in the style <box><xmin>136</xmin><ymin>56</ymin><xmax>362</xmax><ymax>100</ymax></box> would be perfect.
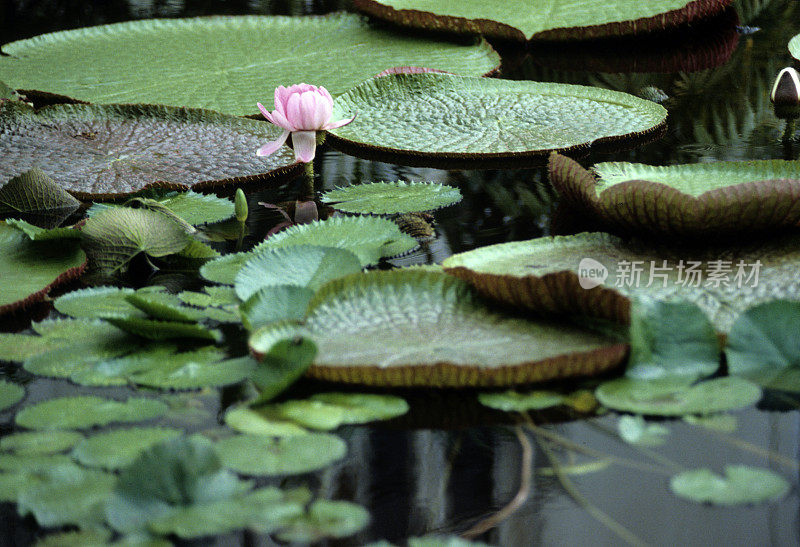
<box><xmin>257</xmin><ymin>102</ymin><xmax>276</xmax><ymax>124</ymax></box>
<box><xmin>285</xmin><ymin>94</ymin><xmax>303</xmax><ymax>129</ymax></box>
<box><xmin>274</xmin><ymin>86</ymin><xmax>290</xmax><ymax>110</ymax></box>
<box><xmin>300</xmin><ymin>91</ymin><xmax>319</xmax><ymax>129</ymax></box>
<box><xmin>269</xmin><ymin>109</ymin><xmax>294</xmax><ymax>131</ymax></box>
<box><xmin>291</xmin><ymin>130</ymin><xmax>317</xmax><ymax>163</ymax></box>
<box><xmin>318</xmin><ymin>86</ymin><xmax>333</xmax><ymax>104</ymax></box>
<box><xmin>256</xmin><ymin>130</ymin><xmax>290</xmax><ymax>157</ymax></box>
<box><xmin>323</xmin><ymin>114</ymin><xmax>355</xmax><ymax>130</ymax></box>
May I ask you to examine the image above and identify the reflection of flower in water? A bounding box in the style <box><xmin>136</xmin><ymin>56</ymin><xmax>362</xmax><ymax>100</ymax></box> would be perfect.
<box><xmin>256</xmin><ymin>84</ymin><xmax>354</xmax><ymax>163</ymax></box>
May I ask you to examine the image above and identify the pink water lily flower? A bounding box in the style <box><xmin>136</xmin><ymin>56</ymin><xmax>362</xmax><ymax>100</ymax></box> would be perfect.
<box><xmin>256</xmin><ymin>83</ymin><xmax>354</xmax><ymax>163</ymax></box>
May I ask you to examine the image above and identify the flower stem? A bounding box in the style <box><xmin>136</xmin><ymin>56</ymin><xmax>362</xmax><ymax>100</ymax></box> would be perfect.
<box><xmin>302</xmin><ymin>161</ymin><xmax>315</xmax><ymax>201</ymax></box>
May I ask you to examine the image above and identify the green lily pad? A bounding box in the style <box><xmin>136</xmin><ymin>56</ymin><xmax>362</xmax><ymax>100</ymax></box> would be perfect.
<box><xmin>32</xmin><ymin>529</ymin><xmax>113</xmax><ymax>547</ymax></box>
<box><xmin>5</xmin><ymin>218</ymin><xmax>80</xmax><ymax>241</ymax></box>
<box><xmin>328</xmin><ymin>73</ymin><xmax>666</xmax><ymax>168</ymax></box>
<box><xmin>442</xmin><ymin>231</ymin><xmax>800</xmax><ymax>333</ymax></box>
<box><xmin>0</xmin><ymin>221</ymin><xmax>86</xmax><ymax>316</ymax></box>
<box><xmin>106</xmin><ymin>317</ymin><xmax>222</xmax><ymax>343</ymax></box>
<box><xmin>790</xmin><ymin>33</ymin><xmax>800</xmax><ymax>62</ymax></box>
<box><xmin>72</xmin><ymin>428</ymin><xmax>184</xmax><ymax>470</ymax></box>
<box><xmin>267</xmin><ymin>393</ymin><xmax>409</xmax><ymax>430</ymax></box>
<box><xmin>200</xmin><ymin>253</ymin><xmax>252</xmax><ymax>285</ymax></box>
<box><xmin>125</xmin><ymin>291</ymin><xmax>202</xmax><ymax>323</ymax></box>
<box><xmin>0</xmin><ymin>380</ymin><xmax>24</xmax><ymax>411</ymax></box>
<box><xmin>353</xmin><ymin>0</ymin><xmax>729</xmax><ymax>41</ymax></box>
<box><xmin>104</xmin><ymin>436</ymin><xmax>273</xmax><ymax>536</ymax></box>
<box><xmin>0</xmin><ymin>454</ymin><xmax>74</xmax><ymax>472</ymax></box>
<box><xmin>550</xmin><ymin>154</ymin><xmax>800</xmax><ymax>238</ymax></box>
<box><xmin>80</xmin><ymin>207</ymin><xmax>190</xmax><ymax>278</ymax></box>
<box><xmin>235</xmin><ymin>245</ymin><xmax>363</xmax><ymax>300</ymax></box>
<box><xmin>239</xmin><ymin>286</ymin><xmax>314</xmax><ymax>330</ymax></box>
<box><xmin>0</xmin><ymin>168</ymin><xmax>80</xmax><ymax>227</ymax></box>
<box><xmin>478</xmin><ymin>390</ymin><xmax>566</xmax><ymax>412</ymax></box>
<box><xmin>0</xmin><ymin>101</ymin><xmax>299</xmax><ymax>199</ymax></box>
<box><xmin>626</xmin><ymin>298</ymin><xmax>720</xmax><ymax>381</ymax></box>
<box><xmin>255</xmin><ymin>216</ymin><xmax>418</xmax><ymax>267</ymax></box>
<box><xmin>0</xmin><ymin>431</ymin><xmax>83</xmax><ymax>455</ymax></box>
<box><xmin>88</xmin><ymin>191</ymin><xmax>235</xmax><ymax>226</ymax></box>
<box><xmin>276</xmin><ymin>499</ymin><xmax>370</xmax><ymax>543</ymax></box>
<box><xmin>16</xmin><ymin>396</ymin><xmax>169</xmax><ymax>430</ymax></box>
<box><xmin>177</xmin><ymin>288</ymin><xmax>240</xmax><ymax>323</ymax></box>
<box><xmin>251</xmin><ymin>337</ymin><xmax>317</xmax><ymax>404</ymax></box>
<box><xmin>214</xmin><ymin>433</ymin><xmax>347</xmax><ymax>476</ymax></box>
<box><xmin>225</xmin><ymin>406</ymin><xmax>309</xmax><ymax>437</ymax></box>
<box><xmin>408</xmin><ymin>536</ymin><xmax>492</xmax><ymax>547</ymax></box>
<box><xmin>726</xmin><ymin>301</ymin><xmax>800</xmax><ymax>392</ymax></box>
<box><xmin>683</xmin><ymin>413</ymin><xmax>738</xmax><ymax>432</ymax></box>
<box><xmin>0</xmin><ymin>14</ymin><xmax>498</xmax><ymax>116</ymax></box>
<box><xmin>670</xmin><ymin>465</ymin><xmax>789</xmax><ymax>506</ymax></box>
<box><xmin>321</xmin><ymin>181</ymin><xmax>462</xmax><ymax>214</ymax></box>
<box><xmin>595</xmin><ymin>377</ymin><xmax>762</xmax><ymax>416</ymax></box>
<box><xmin>54</xmin><ymin>287</ymin><xmax>146</xmax><ymax>319</ymax></box>
<box><xmin>17</xmin><ymin>463</ymin><xmax>117</xmax><ymax>528</ymax></box>
<box><xmin>250</xmin><ymin>270</ymin><xmax>627</xmax><ymax>387</ymax></box>
<box><xmin>617</xmin><ymin>415</ymin><xmax>669</xmax><ymax>446</ymax></box>
<box><xmin>130</xmin><ymin>355</ymin><xmax>255</xmax><ymax>391</ymax></box>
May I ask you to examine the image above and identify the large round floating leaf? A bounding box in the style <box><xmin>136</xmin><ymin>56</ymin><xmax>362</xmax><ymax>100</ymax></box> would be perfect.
<box><xmin>250</xmin><ymin>270</ymin><xmax>627</xmax><ymax>387</ymax></box>
<box><xmin>214</xmin><ymin>433</ymin><xmax>347</xmax><ymax>476</ymax></box>
<box><xmin>327</xmin><ymin>73</ymin><xmax>666</xmax><ymax>168</ymax></box>
<box><xmin>670</xmin><ymin>465</ymin><xmax>789</xmax><ymax>506</ymax></box>
<box><xmin>16</xmin><ymin>396</ymin><xmax>169</xmax><ymax>430</ymax></box>
<box><xmin>72</xmin><ymin>427</ymin><xmax>183</xmax><ymax>470</ymax></box>
<box><xmin>0</xmin><ymin>14</ymin><xmax>499</xmax><ymax>116</ymax></box>
<box><xmin>322</xmin><ymin>181</ymin><xmax>462</xmax><ymax>214</ymax></box>
<box><xmin>442</xmin><ymin>231</ymin><xmax>800</xmax><ymax>333</ymax></box>
<box><xmin>550</xmin><ymin>154</ymin><xmax>800</xmax><ymax>238</ymax></box>
<box><xmin>235</xmin><ymin>245</ymin><xmax>363</xmax><ymax>301</ymax></box>
<box><xmin>0</xmin><ymin>222</ymin><xmax>86</xmax><ymax>316</ymax></box>
<box><xmin>0</xmin><ymin>380</ymin><xmax>24</xmax><ymax>411</ymax></box>
<box><xmin>354</xmin><ymin>0</ymin><xmax>730</xmax><ymax>41</ymax></box>
<box><xmin>595</xmin><ymin>377</ymin><xmax>762</xmax><ymax>416</ymax></box>
<box><xmin>0</xmin><ymin>101</ymin><xmax>299</xmax><ymax>200</ymax></box>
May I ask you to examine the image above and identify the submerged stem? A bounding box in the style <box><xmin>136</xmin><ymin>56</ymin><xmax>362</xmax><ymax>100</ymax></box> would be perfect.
<box><xmin>302</xmin><ymin>160</ymin><xmax>315</xmax><ymax>200</ymax></box>
<box><xmin>461</xmin><ymin>425</ymin><xmax>532</xmax><ymax>539</ymax></box>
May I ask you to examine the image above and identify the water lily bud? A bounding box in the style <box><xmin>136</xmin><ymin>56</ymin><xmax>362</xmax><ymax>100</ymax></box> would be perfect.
<box><xmin>235</xmin><ymin>188</ymin><xmax>248</xmax><ymax>223</ymax></box>
<box><xmin>770</xmin><ymin>67</ymin><xmax>800</xmax><ymax>119</ymax></box>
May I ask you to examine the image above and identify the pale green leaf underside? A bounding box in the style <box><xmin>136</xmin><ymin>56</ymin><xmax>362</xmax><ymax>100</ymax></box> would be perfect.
<box><xmin>790</xmin><ymin>34</ymin><xmax>800</xmax><ymax>62</ymax></box>
<box><xmin>330</xmin><ymin>73</ymin><xmax>666</xmax><ymax>156</ymax></box>
<box><xmin>670</xmin><ymin>465</ymin><xmax>789</xmax><ymax>506</ymax></box>
<box><xmin>0</xmin><ymin>168</ymin><xmax>80</xmax><ymax>222</ymax></box>
<box><xmin>54</xmin><ymin>287</ymin><xmax>145</xmax><ymax>319</ymax></box>
<box><xmin>593</xmin><ymin>159</ymin><xmax>800</xmax><ymax>197</ymax></box>
<box><xmin>478</xmin><ymin>390</ymin><xmax>565</xmax><ymax>412</ymax></box>
<box><xmin>443</xmin><ymin>232</ymin><xmax>800</xmax><ymax>333</ymax></box>
<box><xmin>359</xmin><ymin>0</ymin><xmax>717</xmax><ymax>40</ymax></box>
<box><xmin>0</xmin><ymin>102</ymin><xmax>296</xmax><ymax>197</ymax></box>
<box><xmin>322</xmin><ymin>181</ymin><xmax>462</xmax><ymax>214</ymax></box>
<box><xmin>16</xmin><ymin>396</ymin><xmax>169</xmax><ymax>430</ymax></box>
<box><xmin>0</xmin><ymin>222</ymin><xmax>85</xmax><ymax>312</ymax></box>
<box><xmin>235</xmin><ymin>245</ymin><xmax>363</xmax><ymax>301</ymax></box>
<box><xmin>252</xmin><ymin>270</ymin><xmax>619</xmax><ymax>369</ymax></box>
<box><xmin>89</xmin><ymin>192</ymin><xmax>235</xmax><ymax>226</ymax></box>
<box><xmin>214</xmin><ymin>433</ymin><xmax>347</xmax><ymax>476</ymax></box>
<box><xmin>0</xmin><ymin>14</ymin><xmax>499</xmax><ymax>116</ymax></box>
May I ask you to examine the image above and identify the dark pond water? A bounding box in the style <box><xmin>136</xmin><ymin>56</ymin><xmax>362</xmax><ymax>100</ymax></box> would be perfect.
<box><xmin>2</xmin><ymin>0</ymin><xmax>800</xmax><ymax>545</ymax></box>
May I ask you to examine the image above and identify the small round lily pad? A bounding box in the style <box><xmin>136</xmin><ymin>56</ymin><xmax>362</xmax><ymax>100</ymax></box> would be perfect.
<box><xmin>72</xmin><ymin>427</ymin><xmax>183</xmax><ymax>470</ymax></box>
<box><xmin>214</xmin><ymin>433</ymin><xmax>347</xmax><ymax>476</ymax></box>
<box><xmin>250</xmin><ymin>270</ymin><xmax>627</xmax><ymax>387</ymax></box>
<box><xmin>321</xmin><ymin>181</ymin><xmax>462</xmax><ymax>215</ymax></box>
<box><xmin>549</xmin><ymin>153</ymin><xmax>800</xmax><ymax>238</ymax></box>
<box><xmin>670</xmin><ymin>465</ymin><xmax>789</xmax><ymax>506</ymax></box>
<box><xmin>353</xmin><ymin>0</ymin><xmax>730</xmax><ymax>41</ymax></box>
<box><xmin>16</xmin><ymin>396</ymin><xmax>169</xmax><ymax>430</ymax></box>
<box><xmin>327</xmin><ymin>73</ymin><xmax>666</xmax><ymax>168</ymax></box>
<box><xmin>0</xmin><ymin>380</ymin><xmax>24</xmax><ymax>411</ymax></box>
<box><xmin>0</xmin><ymin>430</ymin><xmax>83</xmax><ymax>455</ymax></box>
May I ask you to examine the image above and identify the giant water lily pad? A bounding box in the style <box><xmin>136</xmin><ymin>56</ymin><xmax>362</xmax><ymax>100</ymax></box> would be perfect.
<box><xmin>549</xmin><ymin>154</ymin><xmax>800</xmax><ymax>238</ymax></box>
<box><xmin>0</xmin><ymin>101</ymin><xmax>299</xmax><ymax>200</ymax></box>
<box><xmin>442</xmin><ymin>232</ymin><xmax>800</xmax><ymax>333</ymax></box>
<box><xmin>0</xmin><ymin>222</ymin><xmax>86</xmax><ymax>316</ymax></box>
<box><xmin>0</xmin><ymin>14</ymin><xmax>499</xmax><ymax>116</ymax></box>
<box><xmin>327</xmin><ymin>73</ymin><xmax>666</xmax><ymax>168</ymax></box>
<box><xmin>250</xmin><ymin>270</ymin><xmax>627</xmax><ymax>387</ymax></box>
<box><xmin>354</xmin><ymin>0</ymin><xmax>730</xmax><ymax>41</ymax></box>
